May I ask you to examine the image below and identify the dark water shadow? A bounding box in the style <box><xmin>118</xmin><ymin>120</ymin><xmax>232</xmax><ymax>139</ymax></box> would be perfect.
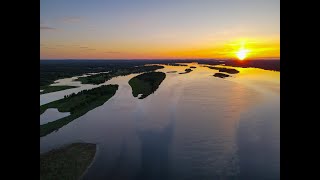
<box><xmin>237</xmin><ymin>101</ymin><xmax>280</xmax><ymax>180</ymax></box>
<box><xmin>135</xmin><ymin>119</ymin><xmax>174</xmax><ymax>180</ymax></box>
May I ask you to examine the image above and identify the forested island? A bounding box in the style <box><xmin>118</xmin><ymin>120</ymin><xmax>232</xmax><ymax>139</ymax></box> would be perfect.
<box><xmin>166</xmin><ymin>63</ymin><xmax>188</xmax><ymax>66</ymax></box>
<box><xmin>40</xmin><ymin>85</ymin><xmax>78</xmax><ymax>95</ymax></box>
<box><xmin>40</xmin><ymin>143</ymin><xmax>96</xmax><ymax>180</ymax></box>
<box><xmin>179</xmin><ymin>68</ymin><xmax>193</xmax><ymax>74</ymax></box>
<box><xmin>207</xmin><ymin>66</ymin><xmax>239</xmax><ymax>74</ymax></box>
<box><xmin>129</xmin><ymin>72</ymin><xmax>166</xmax><ymax>99</ymax></box>
<box><xmin>40</xmin><ymin>85</ymin><xmax>118</xmax><ymax>137</ymax></box>
<box><xmin>75</xmin><ymin>65</ymin><xmax>164</xmax><ymax>85</ymax></box>
<box><xmin>40</xmin><ymin>60</ymin><xmax>279</xmax><ymax>92</ymax></box>
<box><xmin>40</xmin><ymin>60</ymin><xmax>166</xmax><ymax>87</ymax></box>
<box><xmin>213</xmin><ymin>73</ymin><xmax>230</xmax><ymax>78</ymax></box>
<box><xmin>198</xmin><ymin>59</ymin><xmax>280</xmax><ymax>71</ymax></box>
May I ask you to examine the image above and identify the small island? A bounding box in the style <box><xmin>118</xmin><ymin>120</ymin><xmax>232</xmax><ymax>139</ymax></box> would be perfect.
<box><xmin>179</xmin><ymin>68</ymin><xmax>193</xmax><ymax>74</ymax></box>
<box><xmin>190</xmin><ymin>66</ymin><xmax>196</xmax><ymax>68</ymax></box>
<box><xmin>76</xmin><ymin>65</ymin><xmax>164</xmax><ymax>85</ymax></box>
<box><xmin>167</xmin><ymin>63</ymin><xmax>188</xmax><ymax>66</ymax></box>
<box><xmin>40</xmin><ymin>85</ymin><xmax>78</xmax><ymax>95</ymax></box>
<box><xmin>40</xmin><ymin>85</ymin><xmax>118</xmax><ymax>137</ymax></box>
<box><xmin>40</xmin><ymin>143</ymin><xmax>96</xmax><ymax>180</ymax></box>
<box><xmin>129</xmin><ymin>72</ymin><xmax>166</xmax><ymax>99</ymax></box>
<box><xmin>213</xmin><ymin>73</ymin><xmax>230</xmax><ymax>78</ymax></box>
<box><xmin>166</xmin><ymin>71</ymin><xmax>177</xmax><ymax>73</ymax></box>
<box><xmin>207</xmin><ymin>66</ymin><xmax>239</xmax><ymax>74</ymax></box>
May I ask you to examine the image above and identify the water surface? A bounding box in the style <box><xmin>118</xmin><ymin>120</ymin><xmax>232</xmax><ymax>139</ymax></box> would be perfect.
<box><xmin>40</xmin><ymin>63</ymin><xmax>280</xmax><ymax>180</ymax></box>
<box><xmin>40</xmin><ymin>108</ymin><xmax>70</xmax><ymax>125</ymax></box>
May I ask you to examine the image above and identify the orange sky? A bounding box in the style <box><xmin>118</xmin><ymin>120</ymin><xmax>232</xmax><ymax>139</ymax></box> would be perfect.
<box><xmin>41</xmin><ymin>0</ymin><xmax>280</xmax><ymax>60</ymax></box>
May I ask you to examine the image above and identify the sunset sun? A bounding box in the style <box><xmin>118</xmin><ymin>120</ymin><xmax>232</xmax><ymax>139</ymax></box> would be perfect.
<box><xmin>236</xmin><ymin>48</ymin><xmax>249</xmax><ymax>60</ymax></box>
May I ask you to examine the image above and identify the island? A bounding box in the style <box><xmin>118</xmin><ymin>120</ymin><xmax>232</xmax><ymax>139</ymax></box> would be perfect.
<box><xmin>213</xmin><ymin>73</ymin><xmax>230</xmax><ymax>78</ymax></box>
<box><xmin>166</xmin><ymin>71</ymin><xmax>177</xmax><ymax>73</ymax></box>
<box><xmin>40</xmin><ymin>143</ymin><xmax>96</xmax><ymax>180</ymax></box>
<box><xmin>166</xmin><ymin>63</ymin><xmax>188</xmax><ymax>66</ymax></box>
<box><xmin>129</xmin><ymin>72</ymin><xmax>166</xmax><ymax>99</ymax></box>
<box><xmin>40</xmin><ymin>84</ymin><xmax>118</xmax><ymax>137</ymax></box>
<box><xmin>179</xmin><ymin>68</ymin><xmax>193</xmax><ymax>74</ymax></box>
<box><xmin>75</xmin><ymin>65</ymin><xmax>164</xmax><ymax>85</ymax></box>
<box><xmin>190</xmin><ymin>66</ymin><xmax>196</xmax><ymax>68</ymax></box>
<box><xmin>40</xmin><ymin>85</ymin><xmax>78</xmax><ymax>95</ymax></box>
<box><xmin>198</xmin><ymin>59</ymin><xmax>280</xmax><ymax>71</ymax></box>
<box><xmin>207</xmin><ymin>66</ymin><xmax>239</xmax><ymax>74</ymax></box>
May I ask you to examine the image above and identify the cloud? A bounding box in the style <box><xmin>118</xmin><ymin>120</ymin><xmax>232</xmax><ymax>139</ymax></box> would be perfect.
<box><xmin>87</xmin><ymin>49</ymin><xmax>96</xmax><ymax>51</ymax></box>
<box><xmin>105</xmin><ymin>51</ymin><xmax>120</xmax><ymax>54</ymax></box>
<box><xmin>80</xmin><ymin>46</ymin><xmax>88</xmax><ymax>49</ymax></box>
<box><xmin>40</xmin><ymin>26</ymin><xmax>56</xmax><ymax>30</ymax></box>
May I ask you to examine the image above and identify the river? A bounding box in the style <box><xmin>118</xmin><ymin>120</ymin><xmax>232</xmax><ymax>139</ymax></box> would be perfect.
<box><xmin>40</xmin><ymin>62</ymin><xmax>280</xmax><ymax>180</ymax></box>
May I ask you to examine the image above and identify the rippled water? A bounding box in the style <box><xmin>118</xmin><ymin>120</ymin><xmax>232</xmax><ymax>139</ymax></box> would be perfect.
<box><xmin>40</xmin><ymin>63</ymin><xmax>280</xmax><ymax>180</ymax></box>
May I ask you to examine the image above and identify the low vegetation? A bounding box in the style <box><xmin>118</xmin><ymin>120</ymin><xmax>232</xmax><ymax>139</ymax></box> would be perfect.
<box><xmin>40</xmin><ymin>85</ymin><xmax>78</xmax><ymax>95</ymax></box>
<box><xmin>40</xmin><ymin>85</ymin><xmax>118</xmax><ymax>137</ymax></box>
<box><xmin>129</xmin><ymin>72</ymin><xmax>166</xmax><ymax>99</ymax></box>
<box><xmin>40</xmin><ymin>143</ymin><xmax>96</xmax><ymax>180</ymax></box>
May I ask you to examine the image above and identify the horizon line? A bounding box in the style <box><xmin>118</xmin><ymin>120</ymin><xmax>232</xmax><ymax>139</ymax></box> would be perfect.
<box><xmin>40</xmin><ymin>58</ymin><xmax>280</xmax><ymax>61</ymax></box>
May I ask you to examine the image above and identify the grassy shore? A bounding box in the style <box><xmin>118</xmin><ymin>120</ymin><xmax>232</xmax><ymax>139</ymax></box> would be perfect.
<box><xmin>40</xmin><ymin>143</ymin><xmax>96</xmax><ymax>180</ymax></box>
<box><xmin>40</xmin><ymin>85</ymin><xmax>78</xmax><ymax>95</ymax></box>
<box><xmin>40</xmin><ymin>85</ymin><xmax>118</xmax><ymax>137</ymax></box>
<box><xmin>129</xmin><ymin>72</ymin><xmax>166</xmax><ymax>99</ymax></box>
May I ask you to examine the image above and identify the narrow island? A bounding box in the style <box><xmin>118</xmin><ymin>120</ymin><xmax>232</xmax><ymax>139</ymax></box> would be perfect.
<box><xmin>75</xmin><ymin>65</ymin><xmax>164</xmax><ymax>85</ymax></box>
<box><xmin>40</xmin><ymin>85</ymin><xmax>78</xmax><ymax>95</ymax></box>
<box><xmin>213</xmin><ymin>73</ymin><xmax>230</xmax><ymax>78</ymax></box>
<box><xmin>167</xmin><ymin>63</ymin><xmax>188</xmax><ymax>66</ymax></box>
<box><xmin>40</xmin><ymin>143</ymin><xmax>96</xmax><ymax>180</ymax></box>
<box><xmin>190</xmin><ymin>66</ymin><xmax>196</xmax><ymax>68</ymax></box>
<box><xmin>179</xmin><ymin>68</ymin><xmax>193</xmax><ymax>74</ymax></box>
<box><xmin>166</xmin><ymin>71</ymin><xmax>177</xmax><ymax>73</ymax></box>
<box><xmin>207</xmin><ymin>66</ymin><xmax>239</xmax><ymax>74</ymax></box>
<box><xmin>40</xmin><ymin>84</ymin><xmax>118</xmax><ymax>137</ymax></box>
<box><xmin>129</xmin><ymin>72</ymin><xmax>166</xmax><ymax>99</ymax></box>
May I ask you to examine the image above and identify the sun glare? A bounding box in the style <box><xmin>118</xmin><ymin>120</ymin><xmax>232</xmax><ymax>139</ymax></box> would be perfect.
<box><xmin>236</xmin><ymin>48</ymin><xmax>249</xmax><ymax>60</ymax></box>
<box><xmin>235</xmin><ymin>41</ymin><xmax>250</xmax><ymax>60</ymax></box>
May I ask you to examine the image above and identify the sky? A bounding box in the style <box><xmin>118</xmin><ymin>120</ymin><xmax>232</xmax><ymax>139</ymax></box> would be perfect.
<box><xmin>40</xmin><ymin>0</ymin><xmax>280</xmax><ymax>60</ymax></box>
